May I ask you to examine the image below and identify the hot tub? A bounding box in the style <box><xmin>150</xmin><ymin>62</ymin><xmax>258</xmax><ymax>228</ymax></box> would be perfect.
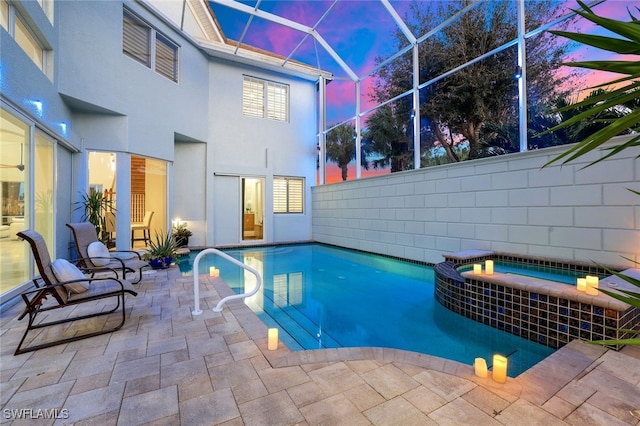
<box><xmin>435</xmin><ymin>250</ymin><xmax>640</xmax><ymax>350</ymax></box>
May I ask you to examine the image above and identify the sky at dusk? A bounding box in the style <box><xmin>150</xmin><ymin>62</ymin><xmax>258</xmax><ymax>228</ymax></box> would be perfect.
<box><xmin>208</xmin><ymin>0</ymin><xmax>639</xmax><ymax>182</ymax></box>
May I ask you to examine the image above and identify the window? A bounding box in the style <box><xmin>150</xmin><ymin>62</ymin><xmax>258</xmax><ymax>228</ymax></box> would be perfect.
<box><xmin>273</xmin><ymin>177</ymin><xmax>303</xmax><ymax>213</ymax></box>
<box><xmin>37</xmin><ymin>0</ymin><xmax>54</xmax><ymax>23</ymax></box>
<box><xmin>123</xmin><ymin>9</ymin><xmax>150</xmax><ymax>67</ymax></box>
<box><xmin>243</xmin><ymin>76</ymin><xmax>289</xmax><ymax>121</ymax></box>
<box><xmin>155</xmin><ymin>33</ymin><xmax>178</xmax><ymax>82</ymax></box>
<box><xmin>14</xmin><ymin>16</ymin><xmax>43</xmax><ymax>70</ymax></box>
<box><xmin>0</xmin><ymin>1</ymin><xmax>8</xmax><ymax>31</ymax></box>
<box><xmin>242</xmin><ymin>77</ymin><xmax>265</xmax><ymax>118</ymax></box>
<box><xmin>123</xmin><ymin>8</ymin><xmax>178</xmax><ymax>82</ymax></box>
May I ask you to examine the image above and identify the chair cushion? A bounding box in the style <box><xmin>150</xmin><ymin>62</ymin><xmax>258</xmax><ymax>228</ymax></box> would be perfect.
<box><xmin>51</xmin><ymin>259</ymin><xmax>89</xmax><ymax>294</ymax></box>
<box><xmin>87</xmin><ymin>241</ymin><xmax>111</xmax><ymax>266</ymax></box>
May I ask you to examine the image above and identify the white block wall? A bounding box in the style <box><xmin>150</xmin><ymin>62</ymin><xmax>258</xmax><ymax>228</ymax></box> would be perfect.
<box><xmin>312</xmin><ymin>136</ymin><xmax>640</xmax><ymax>267</ymax></box>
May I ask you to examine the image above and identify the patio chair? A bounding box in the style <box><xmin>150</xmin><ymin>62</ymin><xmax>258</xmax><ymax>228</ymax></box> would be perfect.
<box><xmin>14</xmin><ymin>230</ymin><xmax>138</xmax><ymax>355</ymax></box>
<box><xmin>66</xmin><ymin>222</ymin><xmax>148</xmax><ymax>283</ymax></box>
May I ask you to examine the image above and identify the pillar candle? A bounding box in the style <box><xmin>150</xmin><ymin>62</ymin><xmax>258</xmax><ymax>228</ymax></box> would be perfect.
<box><xmin>485</xmin><ymin>260</ymin><xmax>494</xmax><ymax>275</ymax></box>
<box><xmin>492</xmin><ymin>354</ymin><xmax>508</xmax><ymax>383</ymax></box>
<box><xmin>473</xmin><ymin>264</ymin><xmax>482</xmax><ymax>275</ymax></box>
<box><xmin>209</xmin><ymin>266</ymin><xmax>219</xmax><ymax>277</ymax></box>
<box><xmin>268</xmin><ymin>328</ymin><xmax>278</xmax><ymax>350</ymax></box>
<box><xmin>576</xmin><ymin>277</ymin><xmax>587</xmax><ymax>292</ymax></box>
<box><xmin>474</xmin><ymin>357</ymin><xmax>488</xmax><ymax>378</ymax></box>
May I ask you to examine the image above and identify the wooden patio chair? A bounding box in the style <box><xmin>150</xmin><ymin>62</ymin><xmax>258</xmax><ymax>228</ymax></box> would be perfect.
<box><xmin>14</xmin><ymin>230</ymin><xmax>138</xmax><ymax>355</ymax></box>
<box><xmin>66</xmin><ymin>222</ymin><xmax>148</xmax><ymax>283</ymax></box>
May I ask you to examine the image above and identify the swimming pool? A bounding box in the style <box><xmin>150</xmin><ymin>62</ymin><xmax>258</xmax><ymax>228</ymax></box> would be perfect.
<box><xmin>180</xmin><ymin>244</ymin><xmax>554</xmax><ymax>376</ymax></box>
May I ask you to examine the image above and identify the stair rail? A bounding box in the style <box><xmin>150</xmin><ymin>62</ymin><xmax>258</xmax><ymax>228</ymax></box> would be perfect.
<box><xmin>191</xmin><ymin>248</ymin><xmax>262</xmax><ymax>315</ymax></box>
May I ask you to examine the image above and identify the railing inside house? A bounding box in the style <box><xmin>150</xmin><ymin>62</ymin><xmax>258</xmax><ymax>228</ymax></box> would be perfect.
<box><xmin>131</xmin><ymin>193</ymin><xmax>145</xmax><ymax>223</ymax></box>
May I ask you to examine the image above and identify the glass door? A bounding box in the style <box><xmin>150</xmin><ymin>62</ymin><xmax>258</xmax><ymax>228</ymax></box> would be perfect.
<box><xmin>242</xmin><ymin>177</ymin><xmax>264</xmax><ymax>240</ymax></box>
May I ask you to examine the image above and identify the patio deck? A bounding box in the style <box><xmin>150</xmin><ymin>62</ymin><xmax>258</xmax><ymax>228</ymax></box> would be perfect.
<box><xmin>1</xmin><ymin>267</ymin><xmax>639</xmax><ymax>425</ymax></box>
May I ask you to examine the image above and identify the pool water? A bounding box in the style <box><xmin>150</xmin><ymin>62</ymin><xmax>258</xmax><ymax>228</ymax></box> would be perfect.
<box><xmin>458</xmin><ymin>261</ymin><xmax>602</xmax><ymax>284</ymax></box>
<box><xmin>179</xmin><ymin>244</ymin><xmax>554</xmax><ymax>376</ymax></box>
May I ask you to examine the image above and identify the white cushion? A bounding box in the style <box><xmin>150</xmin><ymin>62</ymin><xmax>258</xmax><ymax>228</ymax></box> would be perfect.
<box><xmin>87</xmin><ymin>241</ymin><xmax>111</xmax><ymax>266</ymax></box>
<box><xmin>51</xmin><ymin>258</ymin><xmax>89</xmax><ymax>294</ymax></box>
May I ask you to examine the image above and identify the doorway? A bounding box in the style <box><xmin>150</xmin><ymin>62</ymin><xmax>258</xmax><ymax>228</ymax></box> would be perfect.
<box><xmin>242</xmin><ymin>177</ymin><xmax>263</xmax><ymax>240</ymax></box>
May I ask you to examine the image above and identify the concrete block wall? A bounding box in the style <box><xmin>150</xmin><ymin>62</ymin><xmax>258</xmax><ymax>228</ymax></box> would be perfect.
<box><xmin>312</xmin><ymin>136</ymin><xmax>640</xmax><ymax>267</ymax></box>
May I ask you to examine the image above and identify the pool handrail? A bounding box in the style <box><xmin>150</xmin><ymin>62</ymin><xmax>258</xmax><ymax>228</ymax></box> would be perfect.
<box><xmin>191</xmin><ymin>248</ymin><xmax>262</xmax><ymax>314</ymax></box>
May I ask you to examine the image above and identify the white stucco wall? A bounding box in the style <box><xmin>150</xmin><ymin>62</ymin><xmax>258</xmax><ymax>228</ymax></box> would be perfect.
<box><xmin>208</xmin><ymin>59</ymin><xmax>316</xmax><ymax>245</ymax></box>
<box><xmin>312</xmin><ymin>136</ymin><xmax>640</xmax><ymax>268</ymax></box>
<box><xmin>57</xmin><ymin>0</ymin><xmax>210</xmax><ymax>159</ymax></box>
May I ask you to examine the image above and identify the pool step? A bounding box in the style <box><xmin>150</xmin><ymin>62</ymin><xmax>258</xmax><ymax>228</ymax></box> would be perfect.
<box><xmin>256</xmin><ymin>291</ymin><xmax>341</xmax><ymax>349</ymax></box>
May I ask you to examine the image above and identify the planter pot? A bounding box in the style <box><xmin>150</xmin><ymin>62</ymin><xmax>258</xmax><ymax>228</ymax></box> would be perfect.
<box><xmin>175</xmin><ymin>236</ymin><xmax>189</xmax><ymax>247</ymax></box>
<box><xmin>149</xmin><ymin>257</ymin><xmax>173</xmax><ymax>269</ymax></box>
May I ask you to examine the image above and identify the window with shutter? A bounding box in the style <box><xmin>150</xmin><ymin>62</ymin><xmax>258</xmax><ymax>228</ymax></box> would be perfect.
<box><xmin>123</xmin><ymin>8</ymin><xmax>179</xmax><ymax>82</ymax></box>
<box><xmin>243</xmin><ymin>77</ymin><xmax>265</xmax><ymax>118</ymax></box>
<box><xmin>155</xmin><ymin>33</ymin><xmax>178</xmax><ymax>82</ymax></box>
<box><xmin>243</xmin><ymin>76</ymin><xmax>289</xmax><ymax>121</ymax></box>
<box><xmin>123</xmin><ymin>9</ymin><xmax>150</xmax><ymax>67</ymax></box>
<box><xmin>267</xmin><ymin>82</ymin><xmax>288</xmax><ymax>121</ymax></box>
<box><xmin>273</xmin><ymin>177</ymin><xmax>304</xmax><ymax>214</ymax></box>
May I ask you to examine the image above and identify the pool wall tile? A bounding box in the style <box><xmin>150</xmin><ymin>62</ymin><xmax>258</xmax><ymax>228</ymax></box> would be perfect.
<box><xmin>434</xmin><ymin>259</ymin><xmax>640</xmax><ymax>351</ymax></box>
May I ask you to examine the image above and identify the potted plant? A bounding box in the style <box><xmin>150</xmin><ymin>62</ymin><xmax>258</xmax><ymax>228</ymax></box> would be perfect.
<box><xmin>143</xmin><ymin>231</ymin><xmax>177</xmax><ymax>269</ymax></box>
<box><xmin>75</xmin><ymin>189</ymin><xmax>115</xmax><ymax>244</ymax></box>
<box><xmin>172</xmin><ymin>222</ymin><xmax>192</xmax><ymax>247</ymax></box>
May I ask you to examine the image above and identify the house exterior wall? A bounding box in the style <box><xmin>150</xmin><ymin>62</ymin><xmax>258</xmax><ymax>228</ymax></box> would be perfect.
<box><xmin>312</xmin><ymin>136</ymin><xmax>640</xmax><ymax>268</ymax></box>
<box><xmin>2</xmin><ymin>0</ymin><xmax>317</xmax><ymax>265</ymax></box>
<box><xmin>57</xmin><ymin>0</ymin><xmax>210</xmax><ymax>158</ymax></box>
<box><xmin>208</xmin><ymin>59</ymin><xmax>316</xmax><ymax>245</ymax></box>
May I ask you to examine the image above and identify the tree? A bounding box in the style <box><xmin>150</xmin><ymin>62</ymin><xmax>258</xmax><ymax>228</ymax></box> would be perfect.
<box><xmin>368</xmin><ymin>0</ymin><xmax>573</xmax><ymax>166</ymax></box>
<box><xmin>326</xmin><ymin>123</ymin><xmax>356</xmax><ymax>181</ymax></box>
<box><xmin>363</xmin><ymin>105</ymin><xmax>413</xmax><ymax>172</ymax></box>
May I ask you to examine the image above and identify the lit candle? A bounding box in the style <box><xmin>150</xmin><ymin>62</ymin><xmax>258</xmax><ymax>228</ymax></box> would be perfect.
<box><xmin>473</xmin><ymin>264</ymin><xmax>482</xmax><ymax>275</ymax></box>
<box><xmin>485</xmin><ymin>260</ymin><xmax>494</xmax><ymax>275</ymax></box>
<box><xmin>492</xmin><ymin>354</ymin><xmax>508</xmax><ymax>383</ymax></box>
<box><xmin>585</xmin><ymin>275</ymin><xmax>599</xmax><ymax>295</ymax></box>
<box><xmin>576</xmin><ymin>277</ymin><xmax>587</xmax><ymax>292</ymax></box>
<box><xmin>209</xmin><ymin>266</ymin><xmax>219</xmax><ymax>277</ymax></box>
<box><xmin>474</xmin><ymin>357</ymin><xmax>488</xmax><ymax>378</ymax></box>
<box><xmin>268</xmin><ymin>328</ymin><xmax>278</xmax><ymax>350</ymax></box>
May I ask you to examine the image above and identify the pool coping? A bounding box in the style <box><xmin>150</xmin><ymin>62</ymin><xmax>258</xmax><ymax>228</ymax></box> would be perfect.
<box><xmin>212</xmin><ymin>275</ymin><xmax>613</xmax><ymax>405</ymax></box>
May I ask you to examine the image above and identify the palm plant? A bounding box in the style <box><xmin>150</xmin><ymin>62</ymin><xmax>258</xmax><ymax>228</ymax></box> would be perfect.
<box><xmin>75</xmin><ymin>189</ymin><xmax>115</xmax><ymax>243</ymax></box>
<box><xmin>542</xmin><ymin>0</ymin><xmax>640</xmax><ymax>168</ymax></box>
<box><xmin>326</xmin><ymin>123</ymin><xmax>357</xmax><ymax>181</ymax></box>
<box><xmin>543</xmin><ymin>1</ymin><xmax>640</xmax><ymax>346</ymax></box>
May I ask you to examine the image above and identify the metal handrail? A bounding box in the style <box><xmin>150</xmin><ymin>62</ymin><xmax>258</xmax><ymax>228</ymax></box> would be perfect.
<box><xmin>191</xmin><ymin>248</ymin><xmax>262</xmax><ymax>315</ymax></box>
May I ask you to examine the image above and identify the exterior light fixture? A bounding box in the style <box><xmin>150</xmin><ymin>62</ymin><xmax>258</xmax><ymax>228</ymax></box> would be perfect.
<box><xmin>410</xmin><ymin>109</ymin><xmax>416</xmax><ymax>119</ymax></box>
<box><xmin>514</xmin><ymin>66</ymin><xmax>522</xmax><ymax>79</ymax></box>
